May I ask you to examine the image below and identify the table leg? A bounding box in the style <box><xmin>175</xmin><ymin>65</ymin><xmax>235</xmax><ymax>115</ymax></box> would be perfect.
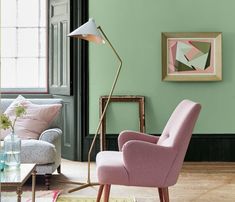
<box><xmin>32</xmin><ymin>170</ymin><xmax>36</xmax><ymax>202</ymax></box>
<box><xmin>16</xmin><ymin>186</ymin><xmax>22</xmax><ymax>202</ymax></box>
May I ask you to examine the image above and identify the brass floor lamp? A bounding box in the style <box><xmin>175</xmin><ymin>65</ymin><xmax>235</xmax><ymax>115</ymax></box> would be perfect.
<box><xmin>67</xmin><ymin>18</ymin><xmax>122</xmax><ymax>193</ymax></box>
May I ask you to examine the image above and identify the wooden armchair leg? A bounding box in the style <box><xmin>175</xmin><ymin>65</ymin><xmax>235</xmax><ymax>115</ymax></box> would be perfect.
<box><xmin>44</xmin><ymin>174</ymin><xmax>52</xmax><ymax>190</ymax></box>
<box><xmin>158</xmin><ymin>188</ymin><xmax>164</xmax><ymax>202</ymax></box>
<box><xmin>57</xmin><ymin>165</ymin><xmax>61</xmax><ymax>174</ymax></box>
<box><xmin>163</xmin><ymin>187</ymin><xmax>169</xmax><ymax>202</ymax></box>
<box><xmin>158</xmin><ymin>187</ymin><xmax>169</xmax><ymax>202</ymax></box>
<box><xmin>104</xmin><ymin>184</ymin><xmax>111</xmax><ymax>202</ymax></box>
<box><xmin>96</xmin><ymin>184</ymin><xmax>104</xmax><ymax>202</ymax></box>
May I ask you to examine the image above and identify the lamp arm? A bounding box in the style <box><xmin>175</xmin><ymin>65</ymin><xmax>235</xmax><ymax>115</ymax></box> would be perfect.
<box><xmin>97</xmin><ymin>26</ymin><xmax>122</xmax><ymax>63</ymax></box>
<box><xmin>87</xmin><ymin>26</ymin><xmax>123</xmax><ymax>183</ymax></box>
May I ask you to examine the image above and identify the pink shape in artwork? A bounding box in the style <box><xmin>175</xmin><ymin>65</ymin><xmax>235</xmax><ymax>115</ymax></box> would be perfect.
<box><xmin>171</xmin><ymin>42</ymin><xmax>177</xmax><ymax>65</ymax></box>
<box><xmin>184</xmin><ymin>46</ymin><xmax>203</xmax><ymax>61</ymax></box>
<box><xmin>168</xmin><ymin>42</ymin><xmax>177</xmax><ymax>73</ymax></box>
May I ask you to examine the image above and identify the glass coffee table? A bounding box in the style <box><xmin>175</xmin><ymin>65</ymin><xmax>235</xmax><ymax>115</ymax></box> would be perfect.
<box><xmin>0</xmin><ymin>163</ymin><xmax>36</xmax><ymax>202</ymax></box>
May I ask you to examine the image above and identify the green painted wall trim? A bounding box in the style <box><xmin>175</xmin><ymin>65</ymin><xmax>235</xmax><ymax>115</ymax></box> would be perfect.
<box><xmin>88</xmin><ymin>0</ymin><xmax>235</xmax><ymax>134</ymax></box>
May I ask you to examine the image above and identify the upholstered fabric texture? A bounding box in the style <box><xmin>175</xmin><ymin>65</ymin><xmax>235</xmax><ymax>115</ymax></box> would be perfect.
<box><xmin>21</xmin><ymin>140</ymin><xmax>56</xmax><ymax>164</ymax></box>
<box><xmin>0</xmin><ymin>95</ymin><xmax>62</xmax><ymax>140</ymax></box>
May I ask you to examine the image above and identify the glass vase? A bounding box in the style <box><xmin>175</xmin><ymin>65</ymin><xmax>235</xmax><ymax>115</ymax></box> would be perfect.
<box><xmin>4</xmin><ymin>132</ymin><xmax>21</xmax><ymax>168</ymax></box>
<box><xmin>0</xmin><ymin>141</ymin><xmax>6</xmax><ymax>171</ymax></box>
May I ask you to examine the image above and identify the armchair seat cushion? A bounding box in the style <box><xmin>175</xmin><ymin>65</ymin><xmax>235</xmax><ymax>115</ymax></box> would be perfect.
<box><xmin>96</xmin><ymin>151</ymin><xmax>129</xmax><ymax>185</ymax></box>
<box><xmin>21</xmin><ymin>140</ymin><xmax>56</xmax><ymax>164</ymax></box>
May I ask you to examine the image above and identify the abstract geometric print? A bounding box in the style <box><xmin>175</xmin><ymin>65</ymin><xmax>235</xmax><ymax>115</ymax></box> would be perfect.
<box><xmin>168</xmin><ymin>39</ymin><xmax>215</xmax><ymax>75</ymax></box>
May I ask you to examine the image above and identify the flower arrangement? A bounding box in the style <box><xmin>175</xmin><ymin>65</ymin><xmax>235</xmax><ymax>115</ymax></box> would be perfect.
<box><xmin>0</xmin><ymin>105</ymin><xmax>26</xmax><ymax>133</ymax></box>
<box><xmin>0</xmin><ymin>104</ymin><xmax>27</xmax><ymax>169</ymax></box>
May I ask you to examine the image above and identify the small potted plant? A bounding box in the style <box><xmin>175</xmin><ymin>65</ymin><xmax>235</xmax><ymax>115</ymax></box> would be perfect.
<box><xmin>0</xmin><ymin>104</ymin><xmax>26</xmax><ymax>168</ymax></box>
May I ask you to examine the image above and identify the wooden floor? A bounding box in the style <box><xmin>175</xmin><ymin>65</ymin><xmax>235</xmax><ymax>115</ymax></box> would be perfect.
<box><xmin>24</xmin><ymin>160</ymin><xmax>235</xmax><ymax>201</ymax></box>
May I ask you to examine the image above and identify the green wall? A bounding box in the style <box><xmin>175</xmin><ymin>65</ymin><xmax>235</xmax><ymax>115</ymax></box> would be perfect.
<box><xmin>89</xmin><ymin>0</ymin><xmax>235</xmax><ymax>134</ymax></box>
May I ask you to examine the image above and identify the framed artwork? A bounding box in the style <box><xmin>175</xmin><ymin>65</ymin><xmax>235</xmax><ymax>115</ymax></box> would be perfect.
<box><xmin>162</xmin><ymin>32</ymin><xmax>222</xmax><ymax>81</ymax></box>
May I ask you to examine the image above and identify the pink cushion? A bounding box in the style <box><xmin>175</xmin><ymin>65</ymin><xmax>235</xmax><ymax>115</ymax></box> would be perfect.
<box><xmin>1</xmin><ymin>95</ymin><xmax>62</xmax><ymax>140</ymax></box>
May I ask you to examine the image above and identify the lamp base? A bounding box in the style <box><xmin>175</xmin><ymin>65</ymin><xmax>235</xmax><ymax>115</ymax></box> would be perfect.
<box><xmin>58</xmin><ymin>180</ymin><xmax>100</xmax><ymax>193</ymax></box>
<box><xmin>68</xmin><ymin>182</ymin><xmax>100</xmax><ymax>193</ymax></box>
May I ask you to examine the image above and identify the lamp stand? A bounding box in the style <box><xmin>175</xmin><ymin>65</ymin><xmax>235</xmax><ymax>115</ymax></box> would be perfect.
<box><xmin>67</xmin><ymin>26</ymin><xmax>122</xmax><ymax>193</ymax></box>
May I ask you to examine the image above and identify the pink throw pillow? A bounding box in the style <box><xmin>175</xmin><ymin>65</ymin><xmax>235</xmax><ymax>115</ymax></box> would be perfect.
<box><xmin>0</xmin><ymin>95</ymin><xmax>62</xmax><ymax>140</ymax></box>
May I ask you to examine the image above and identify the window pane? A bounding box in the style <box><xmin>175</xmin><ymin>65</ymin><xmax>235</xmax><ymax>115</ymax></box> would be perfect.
<box><xmin>1</xmin><ymin>28</ymin><xmax>17</xmax><ymax>57</ymax></box>
<box><xmin>16</xmin><ymin>58</ymin><xmax>39</xmax><ymax>88</ymax></box>
<box><xmin>39</xmin><ymin>28</ymin><xmax>46</xmax><ymax>57</ymax></box>
<box><xmin>1</xmin><ymin>0</ymin><xmax>47</xmax><ymax>93</ymax></box>
<box><xmin>1</xmin><ymin>0</ymin><xmax>17</xmax><ymax>27</ymax></box>
<box><xmin>39</xmin><ymin>0</ymin><xmax>46</xmax><ymax>27</ymax></box>
<box><xmin>18</xmin><ymin>28</ymin><xmax>39</xmax><ymax>57</ymax></box>
<box><xmin>1</xmin><ymin>58</ymin><xmax>17</xmax><ymax>88</ymax></box>
<box><xmin>18</xmin><ymin>0</ymin><xmax>39</xmax><ymax>27</ymax></box>
<box><xmin>38</xmin><ymin>58</ymin><xmax>47</xmax><ymax>87</ymax></box>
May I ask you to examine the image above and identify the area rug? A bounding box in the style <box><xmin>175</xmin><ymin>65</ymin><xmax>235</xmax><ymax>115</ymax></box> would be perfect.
<box><xmin>57</xmin><ymin>196</ymin><xmax>135</xmax><ymax>202</ymax></box>
<box><xmin>0</xmin><ymin>190</ymin><xmax>60</xmax><ymax>202</ymax></box>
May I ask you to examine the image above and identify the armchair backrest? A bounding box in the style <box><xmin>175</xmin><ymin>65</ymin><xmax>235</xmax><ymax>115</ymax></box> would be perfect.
<box><xmin>157</xmin><ymin>99</ymin><xmax>201</xmax><ymax>185</ymax></box>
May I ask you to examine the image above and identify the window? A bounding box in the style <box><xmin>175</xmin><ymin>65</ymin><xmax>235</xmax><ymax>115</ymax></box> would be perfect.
<box><xmin>0</xmin><ymin>0</ymin><xmax>47</xmax><ymax>93</ymax></box>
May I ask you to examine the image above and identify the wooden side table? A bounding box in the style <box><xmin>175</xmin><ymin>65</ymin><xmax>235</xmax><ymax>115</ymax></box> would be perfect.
<box><xmin>99</xmin><ymin>95</ymin><xmax>145</xmax><ymax>151</ymax></box>
<box><xmin>1</xmin><ymin>163</ymin><xmax>37</xmax><ymax>202</ymax></box>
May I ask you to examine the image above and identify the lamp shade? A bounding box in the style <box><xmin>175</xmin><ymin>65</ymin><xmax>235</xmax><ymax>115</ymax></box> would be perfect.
<box><xmin>68</xmin><ymin>18</ymin><xmax>104</xmax><ymax>43</ymax></box>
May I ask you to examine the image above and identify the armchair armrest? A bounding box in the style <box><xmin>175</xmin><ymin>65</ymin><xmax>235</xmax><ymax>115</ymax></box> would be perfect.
<box><xmin>39</xmin><ymin>128</ymin><xmax>62</xmax><ymax>145</ymax></box>
<box><xmin>122</xmin><ymin>140</ymin><xmax>176</xmax><ymax>186</ymax></box>
<box><xmin>118</xmin><ymin>130</ymin><xmax>159</xmax><ymax>151</ymax></box>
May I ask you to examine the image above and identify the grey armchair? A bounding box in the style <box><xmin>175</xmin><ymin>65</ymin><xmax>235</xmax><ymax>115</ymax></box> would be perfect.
<box><xmin>1</xmin><ymin>98</ymin><xmax>63</xmax><ymax>189</ymax></box>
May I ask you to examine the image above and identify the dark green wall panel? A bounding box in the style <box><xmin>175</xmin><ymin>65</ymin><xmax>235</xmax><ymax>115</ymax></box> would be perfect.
<box><xmin>84</xmin><ymin>134</ymin><xmax>235</xmax><ymax>162</ymax></box>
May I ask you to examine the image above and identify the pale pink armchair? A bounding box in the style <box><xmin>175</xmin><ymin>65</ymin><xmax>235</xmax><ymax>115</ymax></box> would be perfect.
<box><xmin>96</xmin><ymin>99</ymin><xmax>201</xmax><ymax>202</ymax></box>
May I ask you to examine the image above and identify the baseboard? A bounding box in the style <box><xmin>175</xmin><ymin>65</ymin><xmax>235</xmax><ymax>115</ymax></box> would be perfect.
<box><xmin>83</xmin><ymin>134</ymin><xmax>235</xmax><ymax>161</ymax></box>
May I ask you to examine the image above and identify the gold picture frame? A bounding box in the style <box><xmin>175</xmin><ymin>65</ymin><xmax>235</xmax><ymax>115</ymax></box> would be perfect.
<box><xmin>162</xmin><ymin>32</ymin><xmax>222</xmax><ymax>81</ymax></box>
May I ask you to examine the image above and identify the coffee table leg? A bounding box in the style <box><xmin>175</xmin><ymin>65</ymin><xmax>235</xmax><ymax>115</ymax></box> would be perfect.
<box><xmin>32</xmin><ymin>170</ymin><xmax>36</xmax><ymax>202</ymax></box>
<box><xmin>16</xmin><ymin>186</ymin><xmax>22</xmax><ymax>202</ymax></box>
